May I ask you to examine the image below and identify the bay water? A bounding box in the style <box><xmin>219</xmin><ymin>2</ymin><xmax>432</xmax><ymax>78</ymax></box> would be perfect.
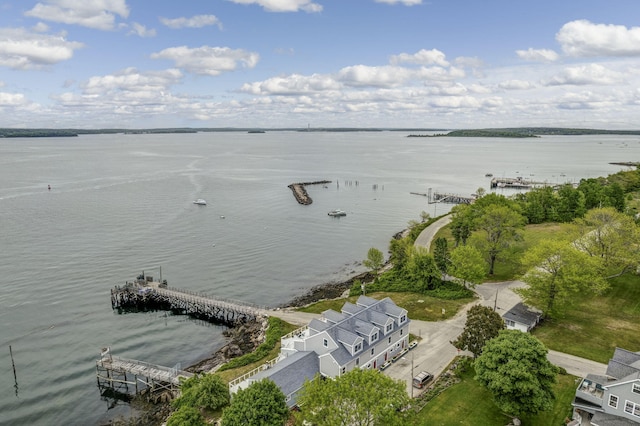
<box><xmin>1</xmin><ymin>131</ymin><xmax>638</xmax><ymax>425</ymax></box>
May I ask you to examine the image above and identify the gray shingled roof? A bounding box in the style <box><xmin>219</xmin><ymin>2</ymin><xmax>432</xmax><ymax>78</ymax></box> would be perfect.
<box><xmin>334</xmin><ymin>326</ymin><xmax>362</xmax><ymax>347</ymax></box>
<box><xmin>323</xmin><ymin>309</ymin><xmax>348</xmax><ymax>324</ymax></box>
<box><xmin>249</xmin><ymin>351</ymin><xmax>319</xmax><ymax>408</ymax></box>
<box><xmin>341</xmin><ymin>302</ymin><xmax>365</xmax><ymax>316</ymax></box>
<box><xmin>606</xmin><ymin>349</ymin><xmax>640</xmax><ymax>380</ymax></box>
<box><xmin>308</xmin><ymin>318</ymin><xmax>330</xmax><ymax>334</ymax></box>
<box><xmin>502</xmin><ymin>302</ymin><xmax>541</xmax><ymax>326</ymax></box>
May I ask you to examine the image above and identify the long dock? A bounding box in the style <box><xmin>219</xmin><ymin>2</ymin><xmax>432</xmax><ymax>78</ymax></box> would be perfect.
<box><xmin>96</xmin><ymin>347</ymin><xmax>193</xmax><ymax>401</ymax></box>
<box><xmin>429</xmin><ymin>192</ymin><xmax>476</xmax><ymax>204</ymax></box>
<box><xmin>287</xmin><ymin>180</ymin><xmax>331</xmax><ymax>205</ymax></box>
<box><xmin>490</xmin><ymin>176</ymin><xmax>549</xmax><ymax>189</ymax></box>
<box><xmin>111</xmin><ymin>276</ymin><xmax>266</xmax><ymax>326</ymax></box>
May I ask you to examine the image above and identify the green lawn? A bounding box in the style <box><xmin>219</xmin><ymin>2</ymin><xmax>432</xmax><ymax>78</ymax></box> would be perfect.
<box><xmin>297</xmin><ymin>291</ymin><xmax>475</xmax><ymax>322</ymax></box>
<box><xmin>533</xmin><ymin>273</ymin><xmax>640</xmax><ymax>363</ymax></box>
<box><xmin>409</xmin><ymin>362</ymin><xmax>577</xmax><ymax>425</ymax></box>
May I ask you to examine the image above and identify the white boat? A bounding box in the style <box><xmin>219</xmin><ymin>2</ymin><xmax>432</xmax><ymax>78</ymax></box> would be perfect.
<box><xmin>328</xmin><ymin>209</ymin><xmax>346</xmax><ymax>217</ymax></box>
<box><xmin>193</xmin><ymin>199</ymin><xmax>207</xmax><ymax>205</ymax></box>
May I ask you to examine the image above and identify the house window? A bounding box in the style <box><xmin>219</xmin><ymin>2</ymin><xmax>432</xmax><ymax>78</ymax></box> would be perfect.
<box><xmin>400</xmin><ymin>328</ymin><xmax>403</xmax><ymax>336</ymax></box>
<box><xmin>505</xmin><ymin>320</ymin><xmax>515</xmax><ymax>327</ymax></box>
<box><xmin>388</xmin><ymin>337</ymin><xmax>392</xmax><ymax>344</ymax></box>
<box><xmin>371</xmin><ymin>348</ymin><xmax>375</xmax><ymax>356</ymax></box>
<box><xmin>356</xmin><ymin>358</ymin><xmax>360</xmax><ymax>366</ymax></box>
<box><xmin>323</xmin><ymin>338</ymin><xmax>328</xmax><ymax>347</ymax></box>
<box><xmin>609</xmin><ymin>394</ymin><xmax>618</xmax><ymax>409</ymax></box>
<box><xmin>371</xmin><ymin>332</ymin><xmax>378</xmax><ymax>342</ymax></box>
<box><xmin>400</xmin><ymin>314</ymin><xmax>406</xmax><ymax>324</ymax></box>
<box><xmin>624</xmin><ymin>400</ymin><xmax>640</xmax><ymax>417</ymax></box>
<box><xmin>633</xmin><ymin>383</ymin><xmax>640</xmax><ymax>394</ymax></box>
<box><xmin>341</xmin><ymin>366</ymin><xmax>346</xmax><ymax>374</ymax></box>
<box><xmin>386</xmin><ymin>323</ymin><xmax>393</xmax><ymax>333</ymax></box>
<box><xmin>354</xmin><ymin>343</ymin><xmax>362</xmax><ymax>353</ymax></box>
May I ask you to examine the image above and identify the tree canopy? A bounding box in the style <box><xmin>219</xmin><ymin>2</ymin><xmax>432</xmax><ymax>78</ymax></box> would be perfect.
<box><xmin>474</xmin><ymin>204</ymin><xmax>525</xmax><ymax>275</ymax></box>
<box><xmin>475</xmin><ymin>330</ymin><xmax>557</xmax><ymax>417</ymax></box>
<box><xmin>451</xmin><ymin>305</ymin><xmax>504</xmax><ymax>358</ymax></box>
<box><xmin>448</xmin><ymin>245</ymin><xmax>487</xmax><ymax>288</ymax></box>
<box><xmin>295</xmin><ymin>368</ymin><xmax>410</xmax><ymax>426</ymax></box>
<box><xmin>172</xmin><ymin>373</ymin><xmax>230</xmax><ymax>412</ymax></box>
<box><xmin>221</xmin><ymin>379</ymin><xmax>289</xmax><ymax>426</ymax></box>
<box><xmin>515</xmin><ymin>239</ymin><xmax>608</xmax><ymax>318</ymax></box>
<box><xmin>363</xmin><ymin>247</ymin><xmax>385</xmax><ymax>282</ymax></box>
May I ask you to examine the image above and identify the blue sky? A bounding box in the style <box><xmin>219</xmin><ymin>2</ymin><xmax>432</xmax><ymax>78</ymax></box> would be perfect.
<box><xmin>1</xmin><ymin>0</ymin><xmax>640</xmax><ymax>129</ymax></box>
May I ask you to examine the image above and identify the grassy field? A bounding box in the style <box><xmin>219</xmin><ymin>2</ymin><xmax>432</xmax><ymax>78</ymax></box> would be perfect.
<box><xmin>533</xmin><ymin>273</ymin><xmax>640</xmax><ymax>363</ymax></box>
<box><xmin>410</xmin><ymin>362</ymin><xmax>577</xmax><ymax>425</ymax></box>
<box><xmin>297</xmin><ymin>291</ymin><xmax>475</xmax><ymax>322</ymax></box>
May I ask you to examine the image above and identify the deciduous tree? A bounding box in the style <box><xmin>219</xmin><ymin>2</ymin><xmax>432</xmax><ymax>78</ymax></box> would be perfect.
<box><xmin>475</xmin><ymin>330</ymin><xmax>557</xmax><ymax>417</ymax></box>
<box><xmin>572</xmin><ymin>207</ymin><xmax>640</xmax><ymax>277</ymax></box>
<box><xmin>172</xmin><ymin>373</ymin><xmax>230</xmax><ymax>412</ymax></box>
<box><xmin>451</xmin><ymin>305</ymin><xmax>503</xmax><ymax>358</ymax></box>
<box><xmin>221</xmin><ymin>379</ymin><xmax>289</xmax><ymax>426</ymax></box>
<box><xmin>433</xmin><ymin>237</ymin><xmax>450</xmax><ymax>278</ymax></box>
<box><xmin>448</xmin><ymin>245</ymin><xmax>486</xmax><ymax>288</ymax></box>
<box><xmin>474</xmin><ymin>205</ymin><xmax>525</xmax><ymax>275</ymax></box>
<box><xmin>363</xmin><ymin>247</ymin><xmax>385</xmax><ymax>282</ymax></box>
<box><xmin>295</xmin><ymin>368</ymin><xmax>409</xmax><ymax>426</ymax></box>
<box><xmin>515</xmin><ymin>239</ymin><xmax>608</xmax><ymax>319</ymax></box>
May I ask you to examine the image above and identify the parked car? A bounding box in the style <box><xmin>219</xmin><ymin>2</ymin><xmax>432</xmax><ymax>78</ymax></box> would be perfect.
<box><xmin>412</xmin><ymin>371</ymin><xmax>433</xmax><ymax>389</ymax></box>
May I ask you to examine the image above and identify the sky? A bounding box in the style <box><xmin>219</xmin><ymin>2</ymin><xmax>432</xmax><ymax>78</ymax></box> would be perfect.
<box><xmin>1</xmin><ymin>0</ymin><xmax>640</xmax><ymax>129</ymax></box>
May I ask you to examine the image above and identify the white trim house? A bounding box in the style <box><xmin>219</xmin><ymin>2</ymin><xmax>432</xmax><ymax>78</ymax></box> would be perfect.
<box><xmin>231</xmin><ymin>296</ymin><xmax>410</xmax><ymax>407</ymax></box>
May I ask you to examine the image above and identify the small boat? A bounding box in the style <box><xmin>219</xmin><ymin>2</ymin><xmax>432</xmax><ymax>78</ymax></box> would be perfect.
<box><xmin>328</xmin><ymin>209</ymin><xmax>346</xmax><ymax>217</ymax></box>
<box><xmin>485</xmin><ymin>173</ymin><xmax>493</xmax><ymax>177</ymax></box>
<box><xmin>193</xmin><ymin>199</ymin><xmax>207</xmax><ymax>205</ymax></box>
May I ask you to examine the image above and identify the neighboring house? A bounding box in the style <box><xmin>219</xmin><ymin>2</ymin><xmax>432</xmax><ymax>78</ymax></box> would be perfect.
<box><xmin>502</xmin><ymin>302</ymin><xmax>542</xmax><ymax>332</ymax></box>
<box><xmin>572</xmin><ymin>347</ymin><xmax>640</xmax><ymax>425</ymax></box>
<box><xmin>230</xmin><ymin>295</ymin><xmax>410</xmax><ymax>407</ymax></box>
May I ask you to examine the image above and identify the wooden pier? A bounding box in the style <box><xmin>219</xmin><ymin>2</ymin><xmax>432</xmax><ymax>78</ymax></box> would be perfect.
<box><xmin>111</xmin><ymin>275</ymin><xmax>266</xmax><ymax>326</ymax></box>
<box><xmin>96</xmin><ymin>347</ymin><xmax>193</xmax><ymax>401</ymax></box>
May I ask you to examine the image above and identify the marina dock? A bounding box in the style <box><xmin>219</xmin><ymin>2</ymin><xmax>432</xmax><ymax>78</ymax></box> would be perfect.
<box><xmin>490</xmin><ymin>176</ymin><xmax>549</xmax><ymax>189</ymax></box>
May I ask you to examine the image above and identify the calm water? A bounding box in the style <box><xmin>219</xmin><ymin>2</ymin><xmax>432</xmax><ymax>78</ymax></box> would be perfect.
<box><xmin>0</xmin><ymin>131</ymin><xmax>638</xmax><ymax>425</ymax></box>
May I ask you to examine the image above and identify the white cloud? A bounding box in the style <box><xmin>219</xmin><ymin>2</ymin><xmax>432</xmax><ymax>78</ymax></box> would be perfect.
<box><xmin>516</xmin><ymin>48</ymin><xmax>559</xmax><ymax>62</ymax></box>
<box><xmin>337</xmin><ymin>65</ymin><xmax>416</xmax><ymax>87</ymax></box>
<box><xmin>0</xmin><ymin>27</ymin><xmax>84</xmax><ymax>70</ymax></box>
<box><xmin>127</xmin><ymin>22</ymin><xmax>156</xmax><ymax>37</ymax></box>
<box><xmin>390</xmin><ymin>49</ymin><xmax>449</xmax><ymax>67</ymax></box>
<box><xmin>24</xmin><ymin>0</ymin><xmax>129</xmax><ymax>30</ymax></box>
<box><xmin>0</xmin><ymin>92</ymin><xmax>28</xmax><ymax>106</ymax></box>
<box><xmin>226</xmin><ymin>0</ymin><xmax>322</xmax><ymax>13</ymax></box>
<box><xmin>557</xmin><ymin>20</ymin><xmax>640</xmax><ymax>57</ymax></box>
<box><xmin>80</xmin><ymin>68</ymin><xmax>183</xmax><ymax>95</ymax></box>
<box><xmin>375</xmin><ymin>0</ymin><xmax>422</xmax><ymax>5</ymax></box>
<box><xmin>545</xmin><ymin>63</ymin><xmax>623</xmax><ymax>86</ymax></box>
<box><xmin>239</xmin><ymin>74</ymin><xmax>340</xmax><ymax>95</ymax></box>
<box><xmin>150</xmin><ymin>46</ymin><xmax>259</xmax><ymax>76</ymax></box>
<box><xmin>160</xmin><ymin>15</ymin><xmax>222</xmax><ymax>29</ymax></box>
<box><xmin>499</xmin><ymin>79</ymin><xmax>535</xmax><ymax>90</ymax></box>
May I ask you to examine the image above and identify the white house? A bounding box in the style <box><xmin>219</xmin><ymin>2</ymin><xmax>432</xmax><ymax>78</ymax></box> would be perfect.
<box><xmin>230</xmin><ymin>295</ymin><xmax>410</xmax><ymax>407</ymax></box>
<box><xmin>502</xmin><ymin>302</ymin><xmax>542</xmax><ymax>332</ymax></box>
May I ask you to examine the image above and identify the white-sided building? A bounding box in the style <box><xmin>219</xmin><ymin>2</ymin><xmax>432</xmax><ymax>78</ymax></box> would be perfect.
<box><xmin>231</xmin><ymin>295</ymin><xmax>410</xmax><ymax>407</ymax></box>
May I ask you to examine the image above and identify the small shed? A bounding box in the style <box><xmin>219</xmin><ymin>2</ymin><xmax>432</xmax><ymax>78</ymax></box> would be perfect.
<box><xmin>502</xmin><ymin>302</ymin><xmax>542</xmax><ymax>332</ymax></box>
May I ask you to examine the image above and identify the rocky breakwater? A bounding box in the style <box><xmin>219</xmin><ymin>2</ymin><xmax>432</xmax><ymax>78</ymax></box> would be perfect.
<box><xmin>288</xmin><ymin>180</ymin><xmax>332</xmax><ymax>205</ymax></box>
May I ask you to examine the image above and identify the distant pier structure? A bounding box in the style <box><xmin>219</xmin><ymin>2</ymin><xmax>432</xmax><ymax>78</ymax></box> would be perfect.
<box><xmin>412</xmin><ymin>188</ymin><xmax>476</xmax><ymax>204</ymax></box>
<box><xmin>490</xmin><ymin>176</ymin><xmax>549</xmax><ymax>189</ymax></box>
<box><xmin>111</xmin><ymin>273</ymin><xmax>266</xmax><ymax>326</ymax></box>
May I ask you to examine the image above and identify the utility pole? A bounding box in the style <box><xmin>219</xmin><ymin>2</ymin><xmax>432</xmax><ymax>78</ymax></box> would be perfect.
<box><xmin>411</xmin><ymin>352</ymin><xmax>414</xmax><ymax>399</ymax></box>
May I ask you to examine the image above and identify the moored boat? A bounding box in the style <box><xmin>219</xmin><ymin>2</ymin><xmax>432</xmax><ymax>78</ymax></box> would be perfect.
<box><xmin>193</xmin><ymin>199</ymin><xmax>207</xmax><ymax>205</ymax></box>
<box><xmin>328</xmin><ymin>209</ymin><xmax>346</xmax><ymax>217</ymax></box>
